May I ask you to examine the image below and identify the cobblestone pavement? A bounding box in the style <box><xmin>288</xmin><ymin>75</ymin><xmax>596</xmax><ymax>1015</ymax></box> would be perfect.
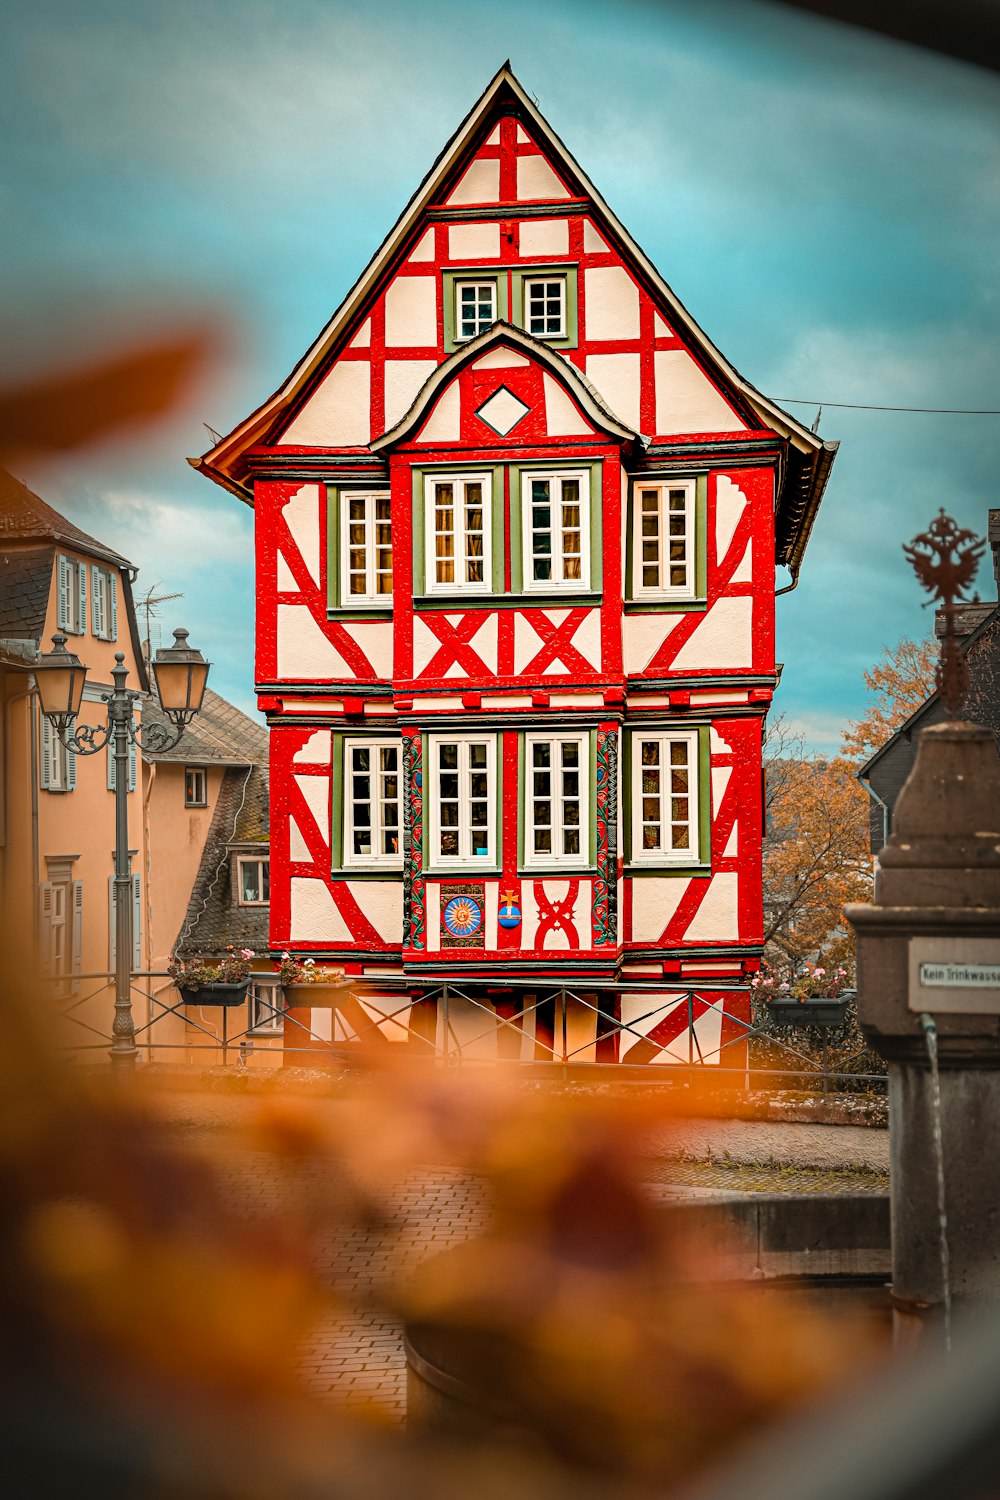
<box><xmin>207</xmin><ymin>1138</ymin><xmax>887</xmax><ymax>1422</ymax></box>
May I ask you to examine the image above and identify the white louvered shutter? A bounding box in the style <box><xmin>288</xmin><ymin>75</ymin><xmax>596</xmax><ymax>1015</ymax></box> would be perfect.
<box><xmin>128</xmin><ymin>738</ymin><xmax>137</xmax><ymax>792</ymax></box>
<box><xmin>71</xmin><ymin>881</ymin><xmax>84</xmax><ymax>991</ymax></box>
<box><xmin>107</xmin><ymin>741</ymin><xmax>115</xmax><ymax>790</ymax></box>
<box><xmin>91</xmin><ymin>565</ymin><xmax>104</xmax><ymax>638</ymax></box>
<box><xmin>66</xmin><ymin>744</ymin><xmax>77</xmax><ymax>791</ymax></box>
<box><xmin>108</xmin><ymin>573</ymin><xmax>119</xmax><ymax>641</ymax></box>
<box><xmin>38</xmin><ymin>883</ymin><xmax>53</xmax><ymax>975</ymax></box>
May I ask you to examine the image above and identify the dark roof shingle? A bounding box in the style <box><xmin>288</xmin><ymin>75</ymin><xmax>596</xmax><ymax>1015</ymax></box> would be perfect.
<box><xmin>142</xmin><ymin>687</ymin><xmax>267</xmax><ymax>765</ymax></box>
<box><xmin>0</xmin><ymin>469</ymin><xmax>132</xmax><ymax>568</ymax></box>
<box><xmin>174</xmin><ymin>763</ymin><xmax>270</xmax><ymax>957</ymax></box>
<box><xmin>0</xmin><ymin>546</ymin><xmax>53</xmax><ymax>641</ymax></box>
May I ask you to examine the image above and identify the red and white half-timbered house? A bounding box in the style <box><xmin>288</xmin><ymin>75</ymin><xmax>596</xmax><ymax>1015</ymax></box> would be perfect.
<box><xmin>194</xmin><ymin>66</ymin><xmax>836</xmax><ymax>1066</ymax></box>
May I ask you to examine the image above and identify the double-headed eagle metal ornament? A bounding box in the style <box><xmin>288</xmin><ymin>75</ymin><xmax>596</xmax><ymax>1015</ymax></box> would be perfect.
<box><xmin>903</xmin><ymin>510</ymin><xmax>986</xmax><ymax>718</ymax></box>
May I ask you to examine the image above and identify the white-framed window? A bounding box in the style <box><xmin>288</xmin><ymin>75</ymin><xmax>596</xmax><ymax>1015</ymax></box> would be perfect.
<box><xmin>428</xmin><ymin>734</ymin><xmax>496</xmax><ymax>866</ymax></box>
<box><xmin>185</xmin><ymin>767</ymin><xmax>207</xmax><ymax>807</ymax></box>
<box><xmin>425</xmin><ymin>472</ymin><xmax>492</xmax><ymax>594</ymax></box>
<box><xmin>90</xmin><ymin>565</ymin><xmax>118</xmax><ymax>640</ymax></box>
<box><xmin>340</xmin><ymin>491</ymin><xmax>392</xmax><ymax>604</ymax></box>
<box><xmin>522</xmin><ymin>470</ymin><xmax>589</xmax><ymax>589</ymax></box>
<box><xmin>249</xmin><ymin>977</ymin><xmax>284</xmax><ymax>1034</ymax></box>
<box><xmin>455</xmin><ymin>280</ymin><xmax>497</xmax><ymax>341</ymax></box>
<box><xmin>344</xmin><ymin>738</ymin><xmax>402</xmax><ymax>866</ymax></box>
<box><xmin>56</xmin><ymin>554</ymin><xmax>86</xmax><ymax>635</ymax></box>
<box><xmin>631</xmin><ymin>731</ymin><xmax>699</xmax><ymax>863</ymax></box>
<box><xmin>39</xmin><ymin>709</ymin><xmax>76</xmax><ymax>792</ymax></box>
<box><xmin>525</xmin><ymin>733</ymin><xmax>589</xmax><ymax>867</ymax></box>
<box><xmin>632</xmin><ymin>481</ymin><xmax>696</xmax><ymax>598</ymax></box>
<box><xmin>524</xmin><ymin>276</ymin><xmax>566</xmax><ymax>338</ymax></box>
<box><xmin>237</xmin><ymin>856</ymin><xmax>270</xmax><ymax>906</ymax></box>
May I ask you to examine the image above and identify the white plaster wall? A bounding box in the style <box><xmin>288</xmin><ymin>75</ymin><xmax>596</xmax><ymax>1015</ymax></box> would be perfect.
<box><xmin>542</xmin><ymin>373</ymin><xmax>592</xmax><ymax>436</ymax></box>
<box><xmin>513</xmin><ymin>613</ymin><xmax>544</xmax><ymax>675</ymax></box>
<box><xmin>585</xmin><ymin>266</ymin><xmax>640</xmax><ymax>342</ymax></box>
<box><xmin>339</xmin><ymin>620</ymin><xmax>393</xmax><ymax>678</ymax></box>
<box><xmin>425</xmin><ymin>883</ymin><xmax>441</xmax><ymax>952</ymax></box>
<box><xmin>519</xmin><ymin>218</ymin><xmax>569</xmax><ymax>257</ymax></box>
<box><xmin>517</xmin><ymin>155</ymin><xmax>569</xmax><ymax>200</ymax></box>
<box><xmin>276</xmin><ymin>554</ymin><xmax>298</xmax><ymax>592</ymax></box>
<box><xmin>419</xmin><ymin>382</ymin><xmax>461</xmax><ymax>443</ymax></box>
<box><xmin>289</xmin><ymin>816</ymin><xmax>310</xmax><ymax>863</ymax></box>
<box><xmin>671</xmin><ymin>597</ymin><xmax>754</xmax><ymax>672</ymax></box>
<box><xmin>277</xmin><ymin>605</ymin><xmax>356</xmax><ymax>679</ymax></box>
<box><xmin>730</xmin><ymin>543</ymin><xmax>753</xmax><ymax>583</ymax></box>
<box><xmin>473</xmin><ymin>348</ymin><xmax>529</xmax><ymax>369</ymax></box>
<box><xmin>623</xmin><ymin>613</ymin><xmax>681</xmax><ymax>674</ymax></box>
<box><xmin>348</xmin><ymin>879</ymin><xmax>403</xmax><ymax>944</ymax></box>
<box><xmin>654</xmin><ymin>349</ymin><xmax>745</xmax><ymax>434</ymax></box>
<box><xmin>290</xmin><ymin>878</ymin><xmax>352</xmax><ymax>942</ymax></box>
<box><xmin>293</xmin><ymin>773</ymin><xmax>330</xmax><ymax>842</ymax></box>
<box><xmin>280</xmin><ymin>362</ymin><xmax>370</xmax><ymax>446</ymax></box>
<box><xmin>384</xmin><ymin>359</ymin><xmax>436</xmax><ymax>428</ymax></box>
<box><xmin>711</xmin><ymin>765</ymin><xmax>732</xmax><ymax>815</ymax></box>
<box><xmin>684</xmin><ymin>872</ymin><xmax>739</xmax><ymax>942</ymax></box>
<box><xmin>384</xmin><ymin>277</ymin><xmax>437</xmax><ymax>347</ymax></box>
<box><xmin>583</xmin><ymin>220</ymin><xmax>607</xmax><ymax>254</ymax></box>
<box><xmin>281</xmin><ymin>484</ymin><xmax>321</xmax><ymax>584</ymax></box>
<box><xmin>410</xmin><ymin>230</ymin><xmax>435</xmax><ymax>262</ymax></box>
<box><xmin>586</xmin><ymin>353</ymin><xmax>641</xmax><ymax>431</ymax></box>
<box><xmin>630</xmin><ymin>878</ymin><xmax>687</xmax><ymax>943</ymax></box>
<box><xmin>448</xmin><ymin>157</ymin><xmax>500</xmax><ymax>205</ymax></box>
<box><xmin>619</xmin><ymin>993</ymin><xmax>723</xmax><ymax>1065</ymax></box>
<box><xmin>653</xmin><ymin>313</ymin><xmax>671</xmax><ymax>337</ymax></box>
<box><xmin>294</xmin><ymin>729</ymin><xmax>332</xmax><ymax>765</ymax></box>
<box><xmin>715</xmin><ymin>475</ymin><xmax>748</xmax><ymax>565</ymax></box>
<box><xmin>449</xmin><ymin>222</ymin><xmax>500</xmax><ymax>260</ymax></box>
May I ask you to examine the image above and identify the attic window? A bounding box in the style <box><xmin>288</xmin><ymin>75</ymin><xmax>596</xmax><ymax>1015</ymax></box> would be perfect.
<box><xmin>524</xmin><ymin>277</ymin><xmax>565</xmax><ymax>338</ymax></box>
<box><xmin>184</xmin><ymin>767</ymin><xmax>207</xmax><ymax>807</ymax></box>
<box><xmin>238</xmin><ymin>856</ymin><xmax>270</xmax><ymax>906</ymax></box>
<box><xmin>457</xmin><ymin>280</ymin><xmax>497</xmax><ymax>340</ymax></box>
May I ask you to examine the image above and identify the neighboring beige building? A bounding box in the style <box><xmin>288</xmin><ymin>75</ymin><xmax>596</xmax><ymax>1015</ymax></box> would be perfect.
<box><xmin>142</xmin><ymin>690</ymin><xmax>273</xmax><ymax>1061</ymax></box>
<box><xmin>0</xmin><ymin>470</ymin><xmax>149</xmax><ymax>1052</ymax></box>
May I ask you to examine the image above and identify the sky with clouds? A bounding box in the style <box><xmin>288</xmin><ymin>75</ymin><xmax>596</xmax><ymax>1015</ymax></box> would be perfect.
<box><xmin>3</xmin><ymin>0</ymin><xmax>999</xmax><ymax>749</ymax></box>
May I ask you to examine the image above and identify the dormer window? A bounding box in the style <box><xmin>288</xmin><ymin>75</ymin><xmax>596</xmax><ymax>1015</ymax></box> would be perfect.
<box><xmin>457</xmin><ymin>280</ymin><xmax>497</xmax><ymax>340</ymax></box>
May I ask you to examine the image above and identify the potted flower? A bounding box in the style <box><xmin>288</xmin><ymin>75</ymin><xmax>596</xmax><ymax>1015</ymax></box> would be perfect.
<box><xmin>276</xmin><ymin>954</ymin><xmax>350</xmax><ymax>1006</ymax></box>
<box><xmin>754</xmin><ymin>964</ymin><xmax>853</xmax><ymax>1028</ymax></box>
<box><xmin>169</xmin><ymin>947</ymin><xmax>256</xmax><ymax>1006</ymax></box>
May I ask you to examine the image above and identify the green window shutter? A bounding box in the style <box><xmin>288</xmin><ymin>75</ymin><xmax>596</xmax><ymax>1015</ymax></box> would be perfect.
<box><xmin>78</xmin><ymin>563</ymin><xmax>87</xmax><ymax>633</ymax></box>
<box><xmin>65</xmin><ymin>744</ymin><xmax>77</xmax><ymax>791</ymax></box>
<box><xmin>132</xmin><ymin>873</ymin><xmax>142</xmax><ymax>970</ymax></box>
<box><xmin>40</xmin><ymin>711</ymin><xmax>52</xmax><ymax>790</ymax></box>
<box><xmin>91</xmin><ymin>564</ymin><xmax>103</xmax><ymax>638</ymax></box>
<box><xmin>109</xmin><ymin>572</ymin><xmax>119</xmax><ymax>641</ymax></box>
<box><xmin>71</xmin><ymin>880</ymin><xmax>84</xmax><ymax>992</ymax></box>
<box><xmin>128</xmin><ymin>739</ymin><xmax>137</xmax><ymax>792</ymax></box>
<box><xmin>57</xmin><ymin>556</ymin><xmax>71</xmax><ymax>630</ymax></box>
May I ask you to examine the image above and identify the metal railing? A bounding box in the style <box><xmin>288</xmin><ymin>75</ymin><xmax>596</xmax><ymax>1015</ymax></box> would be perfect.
<box><xmin>43</xmin><ymin>970</ymin><xmax>886</xmax><ymax>1092</ymax></box>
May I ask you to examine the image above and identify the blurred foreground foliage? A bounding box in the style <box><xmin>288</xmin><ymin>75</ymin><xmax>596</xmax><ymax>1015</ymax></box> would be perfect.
<box><xmin>0</xmin><ymin>969</ymin><xmax>884</xmax><ymax>1500</ymax></box>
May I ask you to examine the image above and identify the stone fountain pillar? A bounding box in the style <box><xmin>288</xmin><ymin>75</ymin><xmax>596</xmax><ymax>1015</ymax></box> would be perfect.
<box><xmin>846</xmin><ymin>512</ymin><xmax>1000</xmax><ymax>1342</ymax></box>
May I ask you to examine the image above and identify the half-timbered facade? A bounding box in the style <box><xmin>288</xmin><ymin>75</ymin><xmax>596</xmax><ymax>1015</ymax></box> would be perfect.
<box><xmin>194</xmin><ymin>66</ymin><xmax>837</xmax><ymax>1064</ymax></box>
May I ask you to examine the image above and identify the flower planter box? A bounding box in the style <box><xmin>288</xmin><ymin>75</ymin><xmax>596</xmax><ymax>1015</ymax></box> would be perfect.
<box><xmin>284</xmin><ymin>980</ymin><xmax>351</xmax><ymax>1006</ymax></box>
<box><xmin>765</xmin><ymin>997</ymin><xmax>850</xmax><ymax>1028</ymax></box>
<box><xmin>180</xmin><ymin>981</ymin><xmax>251</xmax><ymax>1007</ymax></box>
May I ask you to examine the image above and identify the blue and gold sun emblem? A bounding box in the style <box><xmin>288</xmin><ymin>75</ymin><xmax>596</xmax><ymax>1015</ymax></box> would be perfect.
<box><xmin>443</xmin><ymin>895</ymin><xmax>482</xmax><ymax>938</ymax></box>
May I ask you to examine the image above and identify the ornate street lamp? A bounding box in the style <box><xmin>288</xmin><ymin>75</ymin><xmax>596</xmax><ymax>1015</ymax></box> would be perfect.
<box><xmin>35</xmin><ymin>628</ymin><xmax>211</xmax><ymax>1071</ymax></box>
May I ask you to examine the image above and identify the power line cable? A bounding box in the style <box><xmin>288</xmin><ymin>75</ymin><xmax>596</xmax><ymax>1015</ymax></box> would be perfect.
<box><xmin>776</xmin><ymin>398</ymin><xmax>1000</xmax><ymax>414</ymax></box>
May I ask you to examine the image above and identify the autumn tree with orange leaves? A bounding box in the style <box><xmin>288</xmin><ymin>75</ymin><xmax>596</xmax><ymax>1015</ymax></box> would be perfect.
<box><xmin>762</xmin><ymin>636</ymin><xmax>935</xmax><ymax>974</ymax></box>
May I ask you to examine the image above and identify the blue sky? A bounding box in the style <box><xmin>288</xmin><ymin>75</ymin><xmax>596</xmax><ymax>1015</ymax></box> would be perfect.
<box><xmin>3</xmin><ymin>0</ymin><xmax>999</xmax><ymax>749</ymax></box>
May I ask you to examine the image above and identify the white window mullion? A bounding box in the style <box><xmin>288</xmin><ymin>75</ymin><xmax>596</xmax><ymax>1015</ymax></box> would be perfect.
<box><xmin>525</xmin><ymin>733</ymin><xmax>588</xmax><ymax>867</ymax></box>
<box><xmin>633</xmin><ymin>481</ymin><xmax>695</xmax><ymax>600</ymax></box>
<box><xmin>341</xmin><ymin>492</ymin><xmax>392</xmax><ymax>606</ymax></box>
<box><xmin>430</xmin><ymin>735</ymin><xmax>495</xmax><ymax>866</ymax></box>
<box><xmin>523</xmin><ymin>471</ymin><xmax>589</xmax><ymax>591</ymax></box>
<box><xmin>344</xmin><ymin>738</ymin><xmax>402</xmax><ymax>867</ymax></box>
<box><xmin>426</xmin><ymin>474</ymin><xmax>491</xmax><ymax>595</ymax></box>
<box><xmin>632</xmin><ymin>732</ymin><xmax>698</xmax><ymax>863</ymax></box>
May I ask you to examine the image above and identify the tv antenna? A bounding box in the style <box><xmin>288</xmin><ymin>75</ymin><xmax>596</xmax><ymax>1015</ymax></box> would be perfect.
<box><xmin>136</xmin><ymin>584</ymin><xmax>183</xmax><ymax>667</ymax></box>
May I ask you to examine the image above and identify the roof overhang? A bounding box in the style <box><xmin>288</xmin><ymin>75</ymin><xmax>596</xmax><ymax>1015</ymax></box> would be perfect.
<box><xmin>192</xmin><ymin>63</ymin><xmax>835</xmax><ymax>567</ymax></box>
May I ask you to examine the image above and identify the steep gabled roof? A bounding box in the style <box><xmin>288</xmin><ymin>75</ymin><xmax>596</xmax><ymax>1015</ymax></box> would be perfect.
<box><xmin>174</xmin><ymin>762</ymin><xmax>270</xmax><ymax>957</ymax></box>
<box><xmin>192</xmin><ymin>64</ymin><xmax>835</xmax><ymax>575</ymax></box>
<box><xmin>142</xmin><ymin>686</ymin><xmax>268</xmax><ymax>766</ymax></box>
<box><xmin>0</xmin><ymin>546</ymin><xmax>54</xmax><ymax>642</ymax></box>
<box><xmin>372</xmin><ymin>321</ymin><xmax>640</xmax><ymax>450</ymax></box>
<box><xmin>0</xmin><ymin>469</ymin><xmax>132</xmax><ymax>569</ymax></box>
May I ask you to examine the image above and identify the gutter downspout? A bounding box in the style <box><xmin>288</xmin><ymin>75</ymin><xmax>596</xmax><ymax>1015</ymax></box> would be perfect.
<box><xmin>775</xmin><ymin>566</ymin><xmax>799</xmax><ymax>599</ymax></box>
<box><xmin>857</xmin><ymin>770</ymin><xmax>890</xmax><ymax>858</ymax></box>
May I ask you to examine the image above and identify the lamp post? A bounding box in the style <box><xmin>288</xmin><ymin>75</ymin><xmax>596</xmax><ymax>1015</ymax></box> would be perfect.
<box><xmin>35</xmin><ymin>628</ymin><xmax>210</xmax><ymax>1072</ymax></box>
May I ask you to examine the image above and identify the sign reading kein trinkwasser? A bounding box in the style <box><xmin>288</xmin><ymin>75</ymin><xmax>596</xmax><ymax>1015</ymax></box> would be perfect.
<box><xmin>908</xmin><ymin>938</ymin><xmax>1000</xmax><ymax>1014</ymax></box>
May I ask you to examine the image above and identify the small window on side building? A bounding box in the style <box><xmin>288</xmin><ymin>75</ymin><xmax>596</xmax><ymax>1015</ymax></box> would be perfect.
<box><xmin>238</xmin><ymin>856</ymin><xmax>270</xmax><ymax>906</ymax></box>
<box><xmin>185</xmin><ymin>767</ymin><xmax>207</xmax><ymax>807</ymax></box>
